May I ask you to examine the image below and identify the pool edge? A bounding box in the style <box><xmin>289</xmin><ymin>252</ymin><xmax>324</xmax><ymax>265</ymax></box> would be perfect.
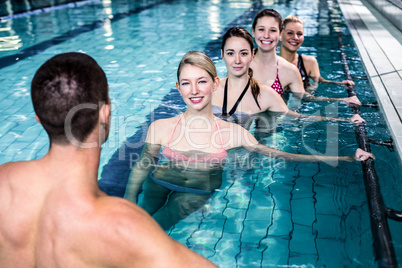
<box><xmin>338</xmin><ymin>0</ymin><xmax>402</xmax><ymax>163</ymax></box>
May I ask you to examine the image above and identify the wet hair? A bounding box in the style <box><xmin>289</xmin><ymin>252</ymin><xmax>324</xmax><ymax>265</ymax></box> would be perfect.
<box><xmin>252</xmin><ymin>9</ymin><xmax>283</xmax><ymax>32</ymax></box>
<box><xmin>221</xmin><ymin>27</ymin><xmax>261</xmax><ymax>110</ymax></box>
<box><xmin>283</xmin><ymin>15</ymin><xmax>304</xmax><ymax>29</ymax></box>
<box><xmin>177</xmin><ymin>51</ymin><xmax>217</xmax><ymax>81</ymax></box>
<box><xmin>31</xmin><ymin>52</ymin><xmax>108</xmax><ymax>145</ymax></box>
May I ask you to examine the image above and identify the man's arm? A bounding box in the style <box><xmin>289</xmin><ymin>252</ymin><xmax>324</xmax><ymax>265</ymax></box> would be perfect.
<box><xmin>95</xmin><ymin>198</ymin><xmax>218</xmax><ymax>268</ymax></box>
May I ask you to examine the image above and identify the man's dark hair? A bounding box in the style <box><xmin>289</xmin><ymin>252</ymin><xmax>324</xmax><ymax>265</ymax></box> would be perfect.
<box><xmin>31</xmin><ymin>52</ymin><xmax>108</xmax><ymax>145</ymax></box>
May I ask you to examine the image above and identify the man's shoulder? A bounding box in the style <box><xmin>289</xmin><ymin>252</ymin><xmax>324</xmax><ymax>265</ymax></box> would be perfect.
<box><xmin>93</xmin><ymin>196</ymin><xmax>168</xmax><ymax>243</ymax></box>
<box><xmin>94</xmin><ymin>196</ymin><xmax>154</xmax><ymax>228</ymax></box>
<box><xmin>0</xmin><ymin>161</ymin><xmax>35</xmax><ymax>181</ymax></box>
<box><xmin>79</xmin><ymin>196</ymin><xmax>180</xmax><ymax>266</ymax></box>
<box><xmin>82</xmin><ymin>195</ymin><xmax>217</xmax><ymax>267</ymax></box>
<box><xmin>0</xmin><ymin>160</ymin><xmax>23</xmax><ymax>170</ymax></box>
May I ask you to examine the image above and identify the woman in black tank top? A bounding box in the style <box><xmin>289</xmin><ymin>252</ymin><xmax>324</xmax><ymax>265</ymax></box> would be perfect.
<box><xmin>279</xmin><ymin>15</ymin><xmax>355</xmax><ymax>88</ymax></box>
<box><xmin>297</xmin><ymin>54</ymin><xmax>309</xmax><ymax>88</ymax></box>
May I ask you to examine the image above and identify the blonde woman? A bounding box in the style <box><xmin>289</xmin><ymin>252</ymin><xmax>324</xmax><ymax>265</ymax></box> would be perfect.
<box><xmin>279</xmin><ymin>15</ymin><xmax>355</xmax><ymax>89</ymax></box>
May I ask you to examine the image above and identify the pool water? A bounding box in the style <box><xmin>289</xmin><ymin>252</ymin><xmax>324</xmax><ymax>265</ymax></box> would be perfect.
<box><xmin>1</xmin><ymin>0</ymin><xmax>401</xmax><ymax>267</ymax></box>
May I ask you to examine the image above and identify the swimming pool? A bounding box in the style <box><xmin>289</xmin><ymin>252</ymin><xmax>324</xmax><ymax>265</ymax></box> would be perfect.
<box><xmin>1</xmin><ymin>0</ymin><xmax>401</xmax><ymax>266</ymax></box>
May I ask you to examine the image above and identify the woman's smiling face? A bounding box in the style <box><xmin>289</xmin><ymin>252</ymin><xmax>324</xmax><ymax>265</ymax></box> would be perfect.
<box><xmin>281</xmin><ymin>21</ymin><xmax>304</xmax><ymax>52</ymax></box>
<box><xmin>252</xmin><ymin>16</ymin><xmax>280</xmax><ymax>52</ymax></box>
<box><xmin>176</xmin><ymin>64</ymin><xmax>218</xmax><ymax>111</ymax></box>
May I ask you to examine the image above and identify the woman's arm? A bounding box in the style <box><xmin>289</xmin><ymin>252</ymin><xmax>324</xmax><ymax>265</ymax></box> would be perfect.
<box><xmin>285</xmin><ymin>66</ymin><xmax>339</xmax><ymax>101</ymax></box>
<box><xmin>236</xmin><ymin>125</ymin><xmax>374</xmax><ymax>163</ymax></box>
<box><xmin>124</xmin><ymin>121</ymin><xmax>162</xmax><ymax>203</ymax></box>
<box><xmin>284</xmin><ymin>62</ymin><xmax>360</xmax><ymax>105</ymax></box>
<box><xmin>318</xmin><ymin>76</ymin><xmax>355</xmax><ymax>86</ymax></box>
<box><xmin>293</xmin><ymin>90</ymin><xmax>361</xmax><ymax>106</ymax></box>
<box><xmin>124</xmin><ymin>142</ymin><xmax>161</xmax><ymax>203</ymax></box>
<box><xmin>262</xmin><ymin>84</ymin><xmax>365</xmax><ymax>123</ymax></box>
<box><xmin>285</xmin><ymin>109</ymin><xmax>366</xmax><ymax>124</ymax></box>
<box><xmin>305</xmin><ymin>55</ymin><xmax>355</xmax><ymax>87</ymax></box>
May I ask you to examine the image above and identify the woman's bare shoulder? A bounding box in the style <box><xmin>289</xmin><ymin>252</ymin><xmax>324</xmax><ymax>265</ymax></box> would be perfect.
<box><xmin>300</xmin><ymin>54</ymin><xmax>317</xmax><ymax>64</ymax></box>
<box><xmin>259</xmin><ymin>83</ymin><xmax>277</xmax><ymax>96</ymax></box>
<box><xmin>257</xmin><ymin>84</ymin><xmax>280</xmax><ymax>108</ymax></box>
<box><xmin>150</xmin><ymin>115</ymin><xmax>180</xmax><ymax>129</ymax></box>
<box><xmin>277</xmin><ymin>56</ymin><xmax>300</xmax><ymax>74</ymax></box>
<box><xmin>277</xmin><ymin>56</ymin><xmax>302</xmax><ymax>86</ymax></box>
<box><xmin>300</xmin><ymin>54</ymin><xmax>320</xmax><ymax>76</ymax></box>
<box><xmin>214</xmin><ymin>117</ymin><xmax>250</xmax><ymax>149</ymax></box>
<box><xmin>258</xmin><ymin>83</ymin><xmax>288</xmax><ymax>111</ymax></box>
<box><xmin>277</xmin><ymin>56</ymin><xmax>297</xmax><ymax>68</ymax></box>
<box><xmin>147</xmin><ymin>115</ymin><xmax>180</xmax><ymax>144</ymax></box>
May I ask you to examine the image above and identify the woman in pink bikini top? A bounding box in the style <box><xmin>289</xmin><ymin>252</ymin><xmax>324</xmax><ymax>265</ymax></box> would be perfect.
<box><xmin>250</xmin><ymin>8</ymin><xmax>361</xmax><ymax>106</ymax></box>
<box><xmin>161</xmin><ymin>114</ymin><xmax>227</xmax><ymax>163</ymax></box>
<box><xmin>124</xmin><ymin>51</ymin><xmax>374</xmax><ymax>230</ymax></box>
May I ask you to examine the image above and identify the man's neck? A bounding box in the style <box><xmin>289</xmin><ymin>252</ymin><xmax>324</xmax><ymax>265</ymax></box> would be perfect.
<box><xmin>42</xmin><ymin>143</ymin><xmax>102</xmax><ymax>187</ymax></box>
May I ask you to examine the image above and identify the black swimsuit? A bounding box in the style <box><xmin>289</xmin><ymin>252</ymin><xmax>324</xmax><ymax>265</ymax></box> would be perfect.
<box><xmin>297</xmin><ymin>54</ymin><xmax>309</xmax><ymax>88</ymax></box>
<box><xmin>222</xmin><ymin>78</ymin><xmax>251</xmax><ymax>117</ymax></box>
<box><xmin>221</xmin><ymin>77</ymin><xmax>262</xmax><ymax>117</ymax></box>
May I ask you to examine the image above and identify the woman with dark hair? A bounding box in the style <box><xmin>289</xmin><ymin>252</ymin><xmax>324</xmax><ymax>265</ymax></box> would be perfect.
<box><xmin>250</xmin><ymin>9</ymin><xmax>360</xmax><ymax>105</ymax></box>
<box><xmin>211</xmin><ymin>27</ymin><xmax>364</xmax><ymax>124</ymax></box>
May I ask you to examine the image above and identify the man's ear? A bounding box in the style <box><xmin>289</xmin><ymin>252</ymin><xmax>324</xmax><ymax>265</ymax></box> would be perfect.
<box><xmin>35</xmin><ymin>115</ymin><xmax>41</xmax><ymax>124</ymax></box>
<box><xmin>99</xmin><ymin>103</ymin><xmax>111</xmax><ymax>126</ymax></box>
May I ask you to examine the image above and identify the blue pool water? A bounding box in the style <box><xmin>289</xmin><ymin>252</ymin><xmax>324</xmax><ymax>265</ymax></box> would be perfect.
<box><xmin>1</xmin><ymin>0</ymin><xmax>401</xmax><ymax>266</ymax></box>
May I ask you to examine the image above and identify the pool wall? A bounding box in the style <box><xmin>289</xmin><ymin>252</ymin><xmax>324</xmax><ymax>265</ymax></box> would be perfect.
<box><xmin>364</xmin><ymin>0</ymin><xmax>402</xmax><ymax>32</ymax></box>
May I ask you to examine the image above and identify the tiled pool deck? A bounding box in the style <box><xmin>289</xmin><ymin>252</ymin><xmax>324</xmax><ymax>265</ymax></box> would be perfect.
<box><xmin>339</xmin><ymin>0</ymin><xmax>402</xmax><ymax>159</ymax></box>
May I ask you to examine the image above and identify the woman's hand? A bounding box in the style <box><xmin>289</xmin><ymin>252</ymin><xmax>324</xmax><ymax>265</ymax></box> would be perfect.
<box><xmin>343</xmin><ymin>95</ymin><xmax>362</xmax><ymax>106</ymax></box>
<box><xmin>349</xmin><ymin>114</ymin><xmax>366</xmax><ymax>125</ymax></box>
<box><xmin>339</xmin><ymin>80</ymin><xmax>355</xmax><ymax>86</ymax></box>
<box><xmin>353</xmin><ymin>148</ymin><xmax>375</xmax><ymax>161</ymax></box>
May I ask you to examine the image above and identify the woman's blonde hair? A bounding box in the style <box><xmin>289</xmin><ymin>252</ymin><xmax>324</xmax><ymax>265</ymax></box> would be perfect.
<box><xmin>177</xmin><ymin>51</ymin><xmax>217</xmax><ymax>81</ymax></box>
<box><xmin>283</xmin><ymin>15</ymin><xmax>303</xmax><ymax>28</ymax></box>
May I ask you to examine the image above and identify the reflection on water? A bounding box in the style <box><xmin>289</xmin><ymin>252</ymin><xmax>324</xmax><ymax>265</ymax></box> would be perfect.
<box><xmin>0</xmin><ymin>22</ymin><xmax>22</xmax><ymax>51</ymax></box>
<box><xmin>0</xmin><ymin>0</ymin><xmax>97</xmax><ymax>17</ymax></box>
<box><xmin>0</xmin><ymin>33</ymin><xmax>22</xmax><ymax>51</ymax></box>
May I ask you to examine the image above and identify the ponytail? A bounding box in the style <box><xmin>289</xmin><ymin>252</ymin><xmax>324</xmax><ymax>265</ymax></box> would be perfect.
<box><xmin>248</xmin><ymin>68</ymin><xmax>261</xmax><ymax>110</ymax></box>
